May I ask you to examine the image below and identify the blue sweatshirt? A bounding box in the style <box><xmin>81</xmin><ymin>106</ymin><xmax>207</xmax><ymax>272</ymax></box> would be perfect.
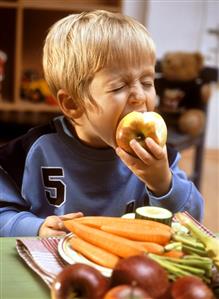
<box><xmin>0</xmin><ymin>116</ymin><xmax>204</xmax><ymax>236</ymax></box>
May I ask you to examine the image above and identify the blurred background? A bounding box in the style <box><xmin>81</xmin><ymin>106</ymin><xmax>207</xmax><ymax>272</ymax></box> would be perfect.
<box><xmin>0</xmin><ymin>0</ymin><xmax>218</xmax><ymax>231</ymax></box>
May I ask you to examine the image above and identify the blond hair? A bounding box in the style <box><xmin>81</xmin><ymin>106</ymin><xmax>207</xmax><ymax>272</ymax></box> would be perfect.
<box><xmin>43</xmin><ymin>10</ymin><xmax>156</xmax><ymax>110</ymax></box>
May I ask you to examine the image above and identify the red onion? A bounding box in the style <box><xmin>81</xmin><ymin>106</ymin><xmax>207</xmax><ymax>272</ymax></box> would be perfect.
<box><xmin>51</xmin><ymin>263</ymin><xmax>109</xmax><ymax>299</ymax></box>
<box><xmin>171</xmin><ymin>276</ymin><xmax>215</xmax><ymax>299</ymax></box>
<box><xmin>110</xmin><ymin>255</ymin><xmax>169</xmax><ymax>298</ymax></box>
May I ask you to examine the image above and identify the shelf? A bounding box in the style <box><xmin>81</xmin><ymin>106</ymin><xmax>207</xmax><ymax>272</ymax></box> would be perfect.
<box><xmin>0</xmin><ymin>1</ymin><xmax>18</xmax><ymax>8</ymax></box>
<box><xmin>0</xmin><ymin>0</ymin><xmax>121</xmax><ymax>11</ymax></box>
<box><xmin>0</xmin><ymin>101</ymin><xmax>60</xmax><ymax>112</ymax></box>
<box><xmin>0</xmin><ymin>7</ymin><xmax>16</xmax><ymax>101</ymax></box>
<box><xmin>0</xmin><ymin>0</ymin><xmax>122</xmax><ymax>125</ymax></box>
<box><xmin>21</xmin><ymin>0</ymin><xmax>121</xmax><ymax>12</ymax></box>
<box><xmin>22</xmin><ymin>9</ymin><xmax>71</xmax><ymax>74</ymax></box>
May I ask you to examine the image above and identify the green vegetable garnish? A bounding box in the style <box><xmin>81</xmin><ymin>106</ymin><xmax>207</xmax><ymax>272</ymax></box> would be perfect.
<box><xmin>175</xmin><ymin>213</ymin><xmax>219</xmax><ymax>270</ymax></box>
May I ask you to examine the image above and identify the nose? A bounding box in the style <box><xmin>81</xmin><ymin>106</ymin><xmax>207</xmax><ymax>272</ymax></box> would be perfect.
<box><xmin>127</xmin><ymin>82</ymin><xmax>146</xmax><ymax>105</ymax></box>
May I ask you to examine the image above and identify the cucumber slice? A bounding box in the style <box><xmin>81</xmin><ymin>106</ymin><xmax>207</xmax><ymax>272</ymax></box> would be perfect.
<box><xmin>121</xmin><ymin>213</ymin><xmax>135</xmax><ymax>219</ymax></box>
<box><xmin>135</xmin><ymin>206</ymin><xmax>173</xmax><ymax>226</ymax></box>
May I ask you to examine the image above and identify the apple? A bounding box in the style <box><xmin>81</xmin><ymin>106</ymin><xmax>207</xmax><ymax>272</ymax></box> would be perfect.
<box><xmin>110</xmin><ymin>255</ymin><xmax>169</xmax><ymax>299</ymax></box>
<box><xmin>116</xmin><ymin>111</ymin><xmax>167</xmax><ymax>156</ymax></box>
<box><xmin>51</xmin><ymin>263</ymin><xmax>109</xmax><ymax>299</ymax></box>
<box><xmin>103</xmin><ymin>284</ymin><xmax>153</xmax><ymax>299</ymax></box>
<box><xmin>171</xmin><ymin>276</ymin><xmax>215</xmax><ymax>299</ymax></box>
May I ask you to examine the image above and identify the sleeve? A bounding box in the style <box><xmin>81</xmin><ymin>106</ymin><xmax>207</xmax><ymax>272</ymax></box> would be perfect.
<box><xmin>147</xmin><ymin>152</ymin><xmax>204</xmax><ymax>222</ymax></box>
<box><xmin>0</xmin><ymin>167</ymin><xmax>44</xmax><ymax>237</ymax></box>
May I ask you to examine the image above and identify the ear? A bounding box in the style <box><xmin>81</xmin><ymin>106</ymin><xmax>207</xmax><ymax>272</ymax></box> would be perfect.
<box><xmin>57</xmin><ymin>89</ymin><xmax>83</xmax><ymax>119</ymax></box>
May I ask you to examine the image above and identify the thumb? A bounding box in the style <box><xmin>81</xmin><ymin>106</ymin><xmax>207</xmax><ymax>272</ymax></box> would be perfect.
<box><xmin>59</xmin><ymin>212</ymin><xmax>84</xmax><ymax>221</ymax></box>
<box><xmin>46</xmin><ymin>215</ymin><xmax>63</xmax><ymax>230</ymax></box>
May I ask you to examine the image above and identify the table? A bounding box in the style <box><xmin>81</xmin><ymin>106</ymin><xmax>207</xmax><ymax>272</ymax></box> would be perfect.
<box><xmin>0</xmin><ymin>237</ymin><xmax>50</xmax><ymax>299</ymax></box>
<box><xmin>1</xmin><ymin>236</ymin><xmax>219</xmax><ymax>299</ymax></box>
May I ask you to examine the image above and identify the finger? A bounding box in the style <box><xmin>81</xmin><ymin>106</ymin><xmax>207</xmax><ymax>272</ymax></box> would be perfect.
<box><xmin>59</xmin><ymin>212</ymin><xmax>84</xmax><ymax>221</ymax></box>
<box><xmin>42</xmin><ymin>228</ymin><xmax>67</xmax><ymax>238</ymax></box>
<box><xmin>116</xmin><ymin>146</ymin><xmax>140</xmax><ymax>167</ymax></box>
<box><xmin>46</xmin><ymin>215</ymin><xmax>63</xmax><ymax>230</ymax></box>
<box><xmin>59</xmin><ymin>213</ymin><xmax>84</xmax><ymax>232</ymax></box>
<box><xmin>145</xmin><ymin>138</ymin><xmax>166</xmax><ymax>160</ymax></box>
<box><xmin>129</xmin><ymin>139</ymin><xmax>153</xmax><ymax>165</ymax></box>
<box><xmin>116</xmin><ymin>146</ymin><xmax>146</xmax><ymax>176</ymax></box>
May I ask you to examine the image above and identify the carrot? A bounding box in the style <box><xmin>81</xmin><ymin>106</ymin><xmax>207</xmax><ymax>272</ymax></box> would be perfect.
<box><xmin>100</xmin><ymin>223</ymin><xmax>171</xmax><ymax>245</ymax></box>
<box><xmin>64</xmin><ymin>220</ymin><xmax>145</xmax><ymax>258</ymax></box>
<box><xmin>134</xmin><ymin>241</ymin><xmax>164</xmax><ymax>255</ymax></box>
<box><xmin>163</xmin><ymin>250</ymin><xmax>184</xmax><ymax>258</ymax></box>
<box><xmin>69</xmin><ymin>235</ymin><xmax>120</xmax><ymax>269</ymax></box>
<box><xmin>75</xmin><ymin>216</ymin><xmax>171</xmax><ymax>232</ymax></box>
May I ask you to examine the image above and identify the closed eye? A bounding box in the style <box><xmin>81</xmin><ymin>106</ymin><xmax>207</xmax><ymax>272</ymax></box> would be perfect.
<box><xmin>142</xmin><ymin>81</ymin><xmax>154</xmax><ymax>87</ymax></box>
<box><xmin>111</xmin><ymin>85</ymin><xmax>125</xmax><ymax>92</ymax></box>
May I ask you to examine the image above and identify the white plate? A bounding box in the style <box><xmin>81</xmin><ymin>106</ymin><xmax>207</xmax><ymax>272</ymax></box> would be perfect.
<box><xmin>58</xmin><ymin>233</ymin><xmax>112</xmax><ymax>277</ymax></box>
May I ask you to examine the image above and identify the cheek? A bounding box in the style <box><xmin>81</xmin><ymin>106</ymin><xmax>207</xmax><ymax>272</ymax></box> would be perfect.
<box><xmin>89</xmin><ymin>112</ymin><xmax>119</xmax><ymax>148</ymax></box>
<box><xmin>147</xmin><ymin>89</ymin><xmax>157</xmax><ymax>111</ymax></box>
<box><xmin>102</xmin><ymin>116</ymin><xmax>120</xmax><ymax>147</ymax></box>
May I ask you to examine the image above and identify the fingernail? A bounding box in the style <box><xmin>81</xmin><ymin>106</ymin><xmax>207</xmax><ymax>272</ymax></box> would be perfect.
<box><xmin>77</xmin><ymin>212</ymin><xmax>84</xmax><ymax>217</ymax></box>
<box><xmin>145</xmin><ymin>137</ymin><xmax>152</xmax><ymax>145</ymax></box>
<box><xmin>58</xmin><ymin>222</ymin><xmax>63</xmax><ymax>229</ymax></box>
<box><xmin>59</xmin><ymin>232</ymin><xmax>67</xmax><ymax>236</ymax></box>
<box><xmin>129</xmin><ymin>139</ymin><xmax>136</xmax><ymax>146</ymax></box>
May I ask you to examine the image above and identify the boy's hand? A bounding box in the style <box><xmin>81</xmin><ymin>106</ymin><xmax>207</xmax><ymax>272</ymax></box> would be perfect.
<box><xmin>116</xmin><ymin>137</ymin><xmax>172</xmax><ymax>197</ymax></box>
<box><xmin>38</xmin><ymin>212</ymin><xmax>83</xmax><ymax>237</ymax></box>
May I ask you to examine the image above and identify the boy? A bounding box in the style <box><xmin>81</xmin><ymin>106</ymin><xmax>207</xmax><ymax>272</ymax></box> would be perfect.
<box><xmin>0</xmin><ymin>10</ymin><xmax>203</xmax><ymax>237</ymax></box>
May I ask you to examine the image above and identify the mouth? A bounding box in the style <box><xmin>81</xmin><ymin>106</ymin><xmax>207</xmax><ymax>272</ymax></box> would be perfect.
<box><xmin>119</xmin><ymin>110</ymin><xmax>146</xmax><ymax>122</ymax></box>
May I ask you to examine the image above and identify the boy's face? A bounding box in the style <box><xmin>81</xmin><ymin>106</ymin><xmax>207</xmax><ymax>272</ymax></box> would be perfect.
<box><xmin>74</xmin><ymin>59</ymin><xmax>156</xmax><ymax>149</ymax></box>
